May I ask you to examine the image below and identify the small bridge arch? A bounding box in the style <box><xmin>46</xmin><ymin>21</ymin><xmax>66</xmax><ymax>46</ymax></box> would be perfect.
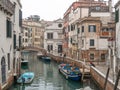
<box><xmin>21</xmin><ymin>46</ymin><xmax>46</xmax><ymax>54</ymax></box>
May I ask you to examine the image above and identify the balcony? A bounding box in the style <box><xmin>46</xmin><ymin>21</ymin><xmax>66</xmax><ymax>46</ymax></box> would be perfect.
<box><xmin>100</xmin><ymin>32</ymin><xmax>109</xmax><ymax>38</ymax></box>
<box><xmin>0</xmin><ymin>0</ymin><xmax>15</xmax><ymax>15</ymax></box>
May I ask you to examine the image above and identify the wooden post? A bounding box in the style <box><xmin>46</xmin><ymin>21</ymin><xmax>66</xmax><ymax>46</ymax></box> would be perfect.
<box><xmin>114</xmin><ymin>69</ymin><xmax>120</xmax><ymax>90</ymax></box>
<box><xmin>103</xmin><ymin>67</ymin><xmax>110</xmax><ymax>90</ymax></box>
<box><xmin>82</xmin><ymin>64</ymin><xmax>85</xmax><ymax>81</ymax></box>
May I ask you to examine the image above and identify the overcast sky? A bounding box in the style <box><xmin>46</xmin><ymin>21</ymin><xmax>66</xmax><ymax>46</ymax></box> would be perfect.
<box><xmin>21</xmin><ymin>0</ymin><xmax>117</xmax><ymax>21</ymax></box>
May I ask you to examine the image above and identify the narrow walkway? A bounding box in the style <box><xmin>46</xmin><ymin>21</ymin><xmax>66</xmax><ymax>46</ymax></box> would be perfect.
<box><xmin>95</xmin><ymin>62</ymin><xmax>120</xmax><ymax>89</ymax></box>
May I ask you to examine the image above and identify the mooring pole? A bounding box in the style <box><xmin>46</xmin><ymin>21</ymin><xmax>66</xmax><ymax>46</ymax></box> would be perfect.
<box><xmin>114</xmin><ymin>69</ymin><xmax>120</xmax><ymax>90</ymax></box>
<box><xmin>103</xmin><ymin>67</ymin><xmax>110</xmax><ymax>90</ymax></box>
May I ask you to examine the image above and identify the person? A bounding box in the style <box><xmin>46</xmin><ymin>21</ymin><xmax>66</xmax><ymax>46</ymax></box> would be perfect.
<box><xmin>63</xmin><ymin>53</ymin><xmax>66</xmax><ymax>62</ymax></box>
<box><xmin>90</xmin><ymin>61</ymin><xmax>95</xmax><ymax>67</ymax></box>
<box><xmin>22</xmin><ymin>77</ymin><xmax>25</xmax><ymax>84</ymax></box>
<box><xmin>64</xmin><ymin>53</ymin><xmax>66</xmax><ymax>58</ymax></box>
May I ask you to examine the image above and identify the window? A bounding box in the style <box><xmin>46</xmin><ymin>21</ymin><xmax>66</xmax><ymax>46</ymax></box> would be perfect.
<box><xmin>101</xmin><ymin>54</ymin><xmax>105</xmax><ymax>60</ymax></box>
<box><xmin>13</xmin><ymin>57</ymin><xmax>15</xmax><ymax>69</ymax></box>
<box><xmin>8</xmin><ymin>53</ymin><xmax>10</xmax><ymax>70</ymax></box>
<box><xmin>47</xmin><ymin>45</ymin><xmax>53</xmax><ymax>51</ymax></box>
<box><xmin>89</xmin><ymin>25</ymin><xmax>96</xmax><ymax>32</ymax></box>
<box><xmin>6</xmin><ymin>19</ymin><xmax>12</xmax><ymax>38</ymax></box>
<box><xmin>82</xmin><ymin>26</ymin><xmax>84</xmax><ymax>32</ymax></box>
<box><xmin>71</xmin><ymin>24</ymin><xmax>75</xmax><ymax>31</ymax></box>
<box><xmin>13</xmin><ymin>34</ymin><xmax>16</xmax><ymax>49</ymax></box>
<box><xmin>1</xmin><ymin>57</ymin><xmax>6</xmax><ymax>84</ymax></box>
<box><xmin>23</xmin><ymin>38</ymin><xmax>24</xmax><ymax>42</ymax></box>
<box><xmin>19</xmin><ymin>35</ymin><xmax>21</xmax><ymax>48</ymax></box>
<box><xmin>19</xmin><ymin>10</ymin><xmax>22</xmax><ymax>27</ymax></box>
<box><xmin>96</xmin><ymin>6</ymin><xmax>101</xmax><ymax>11</ymax></box>
<box><xmin>58</xmin><ymin>45</ymin><xmax>62</xmax><ymax>53</ymax></box>
<box><xmin>47</xmin><ymin>33</ymin><xmax>53</xmax><ymax>39</ymax></box>
<box><xmin>58</xmin><ymin>23</ymin><xmax>62</xmax><ymax>28</ymax></box>
<box><xmin>90</xmin><ymin>54</ymin><xmax>94</xmax><ymax>60</ymax></box>
<box><xmin>25</xmin><ymin>39</ymin><xmax>28</xmax><ymax>42</ymax></box>
<box><xmin>68</xmin><ymin>25</ymin><xmax>70</xmax><ymax>32</ymax></box>
<box><xmin>25</xmin><ymin>32</ymin><xmax>28</xmax><ymax>36</ymax></box>
<box><xmin>77</xmin><ymin>28</ymin><xmax>80</xmax><ymax>34</ymax></box>
<box><xmin>70</xmin><ymin>38</ymin><xmax>72</xmax><ymax>44</ymax></box>
<box><xmin>82</xmin><ymin>40</ymin><xmax>84</xmax><ymax>46</ymax></box>
<box><xmin>90</xmin><ymin>39</ymin><xmax>94</xmax><ymax>46</ymax></box>
<box><xmin>115</xmin><ymin>9</ymin><xmax>119</xmax><ymax>23</ymax></box>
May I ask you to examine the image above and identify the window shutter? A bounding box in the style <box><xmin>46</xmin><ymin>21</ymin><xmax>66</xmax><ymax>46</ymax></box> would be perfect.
<box><xmin>115</xmin><ymin>9</ymin><xmax>119</xmax><ymax>23</ymax></box>
<box><xmin>94</xmin><ymin>26</ymin><xmax>96</xmax><ymax>32</ymax></box>
<box><xmin>77</xmin><ymin>28</ymin><xmax>80</xmax><ymax>33</ymax></box>
<box><xmin>9</xmin><ymin>21</ymin><xmax>12</xmax><ymax>37</ymax></box>
<box><xmin>19</xmin><ymin>35</ymin><xmax>21</xmax><ymax>48</ymax></box>
<box><xmin>13</xmin><ymin>34</ymin><xmax>16</xmax><ymax>49</ymax></box>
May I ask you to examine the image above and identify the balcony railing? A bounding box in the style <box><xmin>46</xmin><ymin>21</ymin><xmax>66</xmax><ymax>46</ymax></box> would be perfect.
<box><xmin>0</xmin><ymin>0</ymin><xmax>15</xmax><ymax>15</ymax></box>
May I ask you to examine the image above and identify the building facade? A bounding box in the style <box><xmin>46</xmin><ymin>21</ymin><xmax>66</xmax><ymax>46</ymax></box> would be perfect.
<box><xmin>63</xmin><ymin>0</ymin><xmax>115</xmax><ymax>62</ymax></box>
<box><xmin>0</xmin><ymin>0</ymin><xmax>22</xmax><ymax>89</ymax></box>
<box><xmin>22</xmin><ymin>15</ymin><xmax>45</xmax><ymax>48</ymax></box>
<box><xmin>44</xmin><ymin>19</ymin><xmax>63</xmax><ymax>55</ymax></box>
<box><xmin>115</xmin><ymin>0</ymin><xmax>120</xmax><ymax>73</ymax></box>
<box><xmin>21</xmin><ymin>26</ymin><xmax>32</xmax><ymax>47</ymax></box>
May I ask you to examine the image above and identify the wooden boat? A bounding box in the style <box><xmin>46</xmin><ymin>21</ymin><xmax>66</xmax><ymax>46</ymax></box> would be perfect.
<box><xmin>21</xmin><ymin>59</ymin><xmax>29</xmax><ymax>69</ymax></box>
<box><xmin>17</xmin><ymin>72</ymin><xmax>35</xmax><ymax>84</ymax></box>
<box><xmin>42</xmin><ymin>56</ymin><xmax>51</xmax><ymax>62</ymax></box>
<box><xmin>59</xmin><ymin>64</ymin><xmax>82</xmax><ymax>81</ymax></box>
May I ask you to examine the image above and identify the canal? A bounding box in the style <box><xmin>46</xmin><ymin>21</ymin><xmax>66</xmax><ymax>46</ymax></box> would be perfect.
<box><xmin>9</xmin><ymin>52</ymin><xmax>101</xmax><ymax>90</ymax></box>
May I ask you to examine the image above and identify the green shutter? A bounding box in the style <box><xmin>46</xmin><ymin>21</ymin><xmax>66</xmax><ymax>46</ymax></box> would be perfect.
<box><xmin>9</xmin><ymin>21</ymin><xmax>12</xmax><ymax>37</ymax></box>
<box><xmin>77</xmin><ymin>28</ymin><xmax>80</xmax><ymax>33</ymax></box>
<box><xmin>94</xmin><ymin>26</ymin><xmax>96</xmax><ymax>32</ymax></box>
<box><xmin>115</xmin><ymin>9</ymin><xmax>119</xmax><ymax>23</ymax></box>
<box><xmin>14</xmin><ymin>34</ymin><xmax>16</xmax><ymax>49</ymax></box>
<box><xmin>6</xmin><ymin>19</ymin><xmax>12</xmax><ymax>38</ymax></box>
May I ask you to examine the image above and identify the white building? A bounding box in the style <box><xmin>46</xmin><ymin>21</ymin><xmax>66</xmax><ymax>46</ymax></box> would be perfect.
<box><xmin>22</xmin><ymin>16</ymin><xmax>45</xmax><ymax>48</ymax></box>
<box><xmin>44</xmin><ymin>19</ymin><xmax>63</xmax><ymax>55</ymax></box>
<box><xmin>115</xmin><ymin>0</ymin><xmax>120</xmax><ymax>71</ymax></box>
<box><xmin>0</xmin><ymin>0</ymin><xmax>22</xmax><ymax>89</ymax></box>
<box><xmin>22</xmin><ymin>26</ymin><xmax>32</xmax><ymax>47</ymax></box>
<box><xmin>63</xmin><ymin>0</ymin><xmax>115</xmax><ymax>61</ymax></box>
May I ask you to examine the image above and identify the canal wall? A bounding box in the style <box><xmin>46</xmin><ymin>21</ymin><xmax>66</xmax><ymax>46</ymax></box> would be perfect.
<box><xmin>48</xmin><ymin>54</ymin><xmax>120</xmax><ymax>90</ymax></box>
<box><xmin>49</xmin><ymin>54</ymin><xmax>85</xmax><ymax>68</ymax></box>
<box><xmin>1</xmin><ymin>76</ymin><xmax>14</xmax><ymax>90</ymax></box>
<box><xmin>90</xmin><ymin>66</ymin><xmax>120</xmax><ymax>90</ymax></box>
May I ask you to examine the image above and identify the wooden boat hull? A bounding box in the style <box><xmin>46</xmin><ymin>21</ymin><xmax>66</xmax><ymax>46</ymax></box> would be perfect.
<box><xmin>59</xmin><ymin>64</ymin><xmax>82</xmax><ymax>81</ymax></box>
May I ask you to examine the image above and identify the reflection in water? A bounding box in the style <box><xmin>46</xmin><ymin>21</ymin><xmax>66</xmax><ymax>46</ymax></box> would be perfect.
<box><xmin>9</xmin><ymin>52</ymin><xmax>100</xmax><ymax>90</ymax></box>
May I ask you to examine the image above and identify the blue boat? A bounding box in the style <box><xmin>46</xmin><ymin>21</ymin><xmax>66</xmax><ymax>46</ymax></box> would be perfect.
<box><xmin>59</xmin><ymin>64</ymin><xmax>82</xmax><ymax>81</ymax></box>
<box><xmin>17</xmin><ymin>72</ymin><xmax>35</xmax><ymax>84</ymax></box>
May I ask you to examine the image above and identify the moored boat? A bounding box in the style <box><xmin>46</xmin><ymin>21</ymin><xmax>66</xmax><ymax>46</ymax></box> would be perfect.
<box><xmin>42</xmin><ymin>56</ymin><xmax>51</xmax><ymax>62</ymax></box>
<box><xmin>59</xmin><ymin>64</ymin><xmax>82</xmax><ymax>81</ymax></box>
<box><xmin>21</xmin><ymin>59</ymin><xmax>29</xmax><ymax>69</ymax></box>
<box><xmin>17</xmin><ymin>72</ymin><xmax>35</xmax><ymax>84</ymax></box>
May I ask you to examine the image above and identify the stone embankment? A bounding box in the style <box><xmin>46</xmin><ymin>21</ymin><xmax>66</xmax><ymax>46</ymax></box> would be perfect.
<box><xmin>48</xmin><ymin>53</ymin><xmax>120</xmax><ymax>90</ymax></box>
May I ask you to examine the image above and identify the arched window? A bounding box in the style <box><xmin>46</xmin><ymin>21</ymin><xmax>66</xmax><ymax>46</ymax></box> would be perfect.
<box><xmin>1</xmin><ymin>57</ymin><xmax>6</xmax><ymax>84</ymax></box>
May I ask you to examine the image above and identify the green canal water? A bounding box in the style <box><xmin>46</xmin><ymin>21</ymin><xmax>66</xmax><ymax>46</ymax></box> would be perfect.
<box><xmin>9</xmin><ymin>52</ymin><xmax>101</xmax><ymax>90</ymax></box>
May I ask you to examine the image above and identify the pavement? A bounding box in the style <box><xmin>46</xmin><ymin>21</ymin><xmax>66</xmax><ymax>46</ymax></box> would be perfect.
<box><xmin>94</xmin><ymin>62</ymin><xmax>120</xmax><ymax>89</ymax></box>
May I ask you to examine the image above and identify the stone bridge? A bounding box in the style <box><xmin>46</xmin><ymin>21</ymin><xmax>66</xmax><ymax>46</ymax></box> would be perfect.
<box><xmin>21</xmin><ymin>46</ymin><xmax>46</xmax><ymax>54</ymax></box>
